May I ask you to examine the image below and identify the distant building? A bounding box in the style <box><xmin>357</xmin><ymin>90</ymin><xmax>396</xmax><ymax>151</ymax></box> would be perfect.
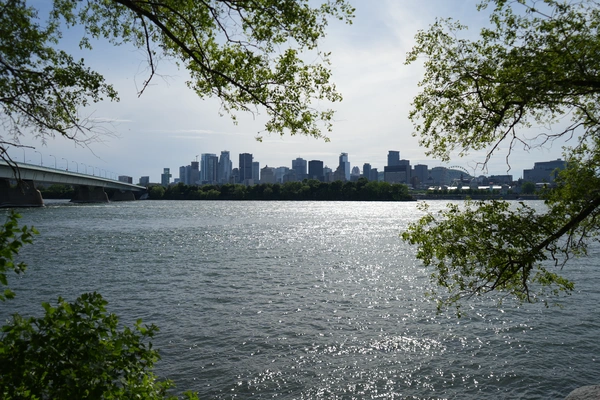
<box><xmin>239</xmin><ymin>153</ymin><xmax>253</xmax><ymax>184</ymax></box>
<box><xmin>333</xmin><ymin>164</ymin><xmax>346</xmax><ymax>181</ymax></box>
<box><xmin>489</xmin><ymin>175</ymin><xmax>513</xmax><ymax>185</ymax></box>
<box><xmin>387</xmin><ymin>151</ymin><xmax>400</xmax><ymax>167</ymax></box>
<box><xmin>362</xmin><ymin>163</ymin><xmax>372</xmax><ymax>180</ymax></box>
<box><xmin>370</xmin><ymin>168</ymin><xmax>378</xmax><ymax>182</ymax></box>
<box><xmin>260</xmin><ymin>166</ymin><xmax>276</xmax><ymax>184</ymax></box>
<box><xmin>218</xmin><ymin>151</ymin><xmax>232</xmax><ymax>184</ymax></box>
<box><xmin>413</xmin><ymin>164</ymin><xmax>428</xmax><ymax>187</ymax></box>
<box><xmin>179</xmin><ymin>166</ymin><xmax>187</xmax><ymax>184</ymax></box>
<box><xmin>384</xmin><ymin>160</ymin><xmax>410</xmax><ymax>184</ymax></box>
<box><xmin>190</xmin><ymin>161</ymin><xmax>200</xmax><ymax>185</ymax></box>
<box><xmin>292</xmin><ymin>158</ymin><xmax>307</xmax><ymax>181</ymax></box>
<box><xmin>160</xmin><ymin>168</ymin><xmax>171</xmax><ymax>187</ymax></box>
<box><xmin>231</xmin><ymin>167</ymin><xmax>240</xmax><ymax>184</ymax></box>
<box><xmin>339</xmin><ymin>152</ymin><xmax>350</xmax><ymax>181</ymax></box>
<box><xmin>523</xmin><ymin>159</ymin><xmax>566</xmax><ymax>183</ymax></box>
<box><xmin>275</xmin><ymin>166</ymin><xmax>289</xmax><ymax>183</ymax></box>
<box><xmin>282</xmin><ymin>170</ymin><xmax>297</xmax><ymax>182</ymax></box>
<box><xmin>118</xmin><ymin>175</ymin><xmax>132</xmax><ymax>184</ymax></box>
<box><xmin>430</xmin><ymin>167</ymin><xmax>449</xmax><ymax>185</ymax></box>
<box><xmin>323</xmin><ymin>166</ymin><xmax>333</xmax><ymax>182</ymax></box>
<box><xmin>201</xmin><ymin>153</ymin><xmax>218</xmax><ymax>184</ymax></box>
<box><xmin>252</xmin><ymin>161</ymin><xmax>260</xmax><ymax>183</ymax></box>
<box><xmin>308</xmin><ymin>160</ymin><xmax>324</xmax><ymax>181</ymax></box>
<box><xmin>139</xmin><ymin>176</ymin><xmax>150</xmax><ymax>186</ymax></box>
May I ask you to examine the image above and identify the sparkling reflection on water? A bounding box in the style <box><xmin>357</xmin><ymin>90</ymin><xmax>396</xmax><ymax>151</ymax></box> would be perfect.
<box><xmin>2</xmin><ymin>200</ymin><xmax>599</xmax><ymax>399</ymax></box>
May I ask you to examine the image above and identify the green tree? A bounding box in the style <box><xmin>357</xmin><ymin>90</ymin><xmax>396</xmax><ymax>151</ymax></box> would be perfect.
<box><xmin>0</xmin><ymin>212</ymin><xmax>37</xmax><ymax>301</ymax></box>
<box><xmin>521</xmin><ymin>181</ymin><xmax>536</xmax><ymax>195</ymax></box>
<box><xmin>0</xmin><ymin>292</ymin><xmax>197</xmax><ymax>400</ymax></box>
<box><xmin>0</xmin><ymin>0</ymin><xmax>354</xmax><ymax>165</ymax></box>
<box><xmin>148</xmin><ymin>185</ymin><xmax>166</xmax><ymax>200</ymax></box>
<box><xmin>403</xmin><ymin>0</ymin><xmax>600</xmax><ymax>311</ymax></box>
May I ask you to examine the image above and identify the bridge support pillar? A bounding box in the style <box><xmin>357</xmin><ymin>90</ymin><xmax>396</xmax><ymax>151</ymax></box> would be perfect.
<box><xmin>71</xmin><ymin>186</ymin><xmax>109</xmax><ymax>203</ymax></box>
<box><xmin>110</xmin><ymin>190</ymin><xmax>136</xmax><ymax>202</ymax></box>
<box><xmin>0</xmin><ymin>179</ymin><xmax>44</xmax><ymax>207</ymax></box>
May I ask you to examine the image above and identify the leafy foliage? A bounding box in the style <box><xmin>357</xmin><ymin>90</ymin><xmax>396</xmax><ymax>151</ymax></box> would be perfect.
<box><xmin>406</xmin><ymin>0</ymin><xmax>600</xmax><ymax>164</ymax></box>
<box><xmin>0</xmin><ymin>0</ymin><xmax>354</xmax><ymax>164</ymax></box>
<box><xmin>402</xmin><ymin>200</ymin><xmax>575</xmax><ymax>312</ymax></box>
<box><xmin>0</xmin><ymin>292</ymin><xmax>198</xmax><ymax>399</ymax></box>
<box><xmin>149</xmin><ymin>179</ymin><xmax>413</xmax><ymax>201</ymax></box>
<box><xmin>403</xmin><ymin>0</ymin><xmax>600</xmax><ymax>310</ymax></box>
<box><xmin>0</xmin><ymin>212</ymin><xmax>37</xmax><ymax>301</ymax></box>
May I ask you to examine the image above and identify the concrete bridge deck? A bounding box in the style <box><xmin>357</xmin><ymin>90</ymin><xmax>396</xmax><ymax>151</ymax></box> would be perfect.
<box><xmin>0</xmin><ymin>160</ymin><xmax>146</xmax><ymax>207</ymax></box>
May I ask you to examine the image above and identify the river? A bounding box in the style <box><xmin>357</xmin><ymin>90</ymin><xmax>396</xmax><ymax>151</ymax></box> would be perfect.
<box><xmin>1</xmin><ymin>200</ymin><xmax>599</xmax><ymax>399</ymax></box>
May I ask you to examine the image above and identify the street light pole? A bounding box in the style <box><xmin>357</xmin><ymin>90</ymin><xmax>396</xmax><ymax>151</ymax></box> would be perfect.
<box><xmin>71</xmin><ymin>161</ymin><xmax>79</xmax><ymax>173</ymax></box>
<box><xmin>62</xmin><ymin>158</ymin><xmax>68</xmax><ymax>171</ymax></box>
<box><xmin>82</xmin><ymin>163</ymin><xmax>87</xmax><ymax>174</ymax></box>
<box><xmin>49</xmin><ymin>154</ymin><xmax>57</xmax><ymax>169</ymax></box>
<box><xmin>34</xmin><ymin>150</ymin><xmax>42</xmax><ymax>166</ymax></box>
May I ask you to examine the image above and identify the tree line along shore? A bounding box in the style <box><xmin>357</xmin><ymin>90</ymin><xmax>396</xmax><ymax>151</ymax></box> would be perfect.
<box><xmin>40</xmin><ymin>179</ymin><xmax>414</xmax><ymax>202</ymax></box>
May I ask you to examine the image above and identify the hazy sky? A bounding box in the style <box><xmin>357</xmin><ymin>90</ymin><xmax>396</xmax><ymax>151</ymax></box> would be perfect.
<box><xmin>8</xmin><ymin>0</ymin><xmax>571</xmax><ymax>182</ymax></box>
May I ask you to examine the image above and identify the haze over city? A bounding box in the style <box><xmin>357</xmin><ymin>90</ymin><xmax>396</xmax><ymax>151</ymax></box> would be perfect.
<box><xmin>6</xmin><ymin>0</ymin><xmax>574</xmax><ymax>182</ymax></box>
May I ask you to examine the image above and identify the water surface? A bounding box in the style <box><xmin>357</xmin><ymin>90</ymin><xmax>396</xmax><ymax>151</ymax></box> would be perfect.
<box><xmin>2</xmin><ymin>200</ymin><xmax>598</xmax><ymax>399</ymax></box>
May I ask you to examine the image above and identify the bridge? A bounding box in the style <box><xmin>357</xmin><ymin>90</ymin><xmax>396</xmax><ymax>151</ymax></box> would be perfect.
<box><xmin>0</xmin><ymin>160</ymin><xmax>146</xmax><ymax>207</ymax></box>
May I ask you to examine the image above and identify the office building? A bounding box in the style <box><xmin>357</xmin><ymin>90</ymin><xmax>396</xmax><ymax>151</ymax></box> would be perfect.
<box><xmin>252</xmin><ymin>161</ymin><xmax>260</xmax><ymax>183</ymax></box>
<box><xmin>308</xmin><ymin>160</ymin><xmax>324</xmax><ymax>181</ymax></box>
<box><xmin>384</xmin><ymin>159</ymin><xmax>410</xmax><ymax>184</ymax></box>
<box><xmin>139</xmin><ymin>176</ymin><xmax>150</xmax><ymax>186</ymax></box>
<box><xmin>523</xmin><ymin>159</ymin><xmax>566</xmax><ymax>183</ymax></box>
<box><xmin>190</xmin><ymin>161</ymin><xmax>200</xmax><ymax>185</ymax></box>
<box><xmin>179</xmin><ymin>166</ymin><xmax>187</xmax><ymax>184</ymax></box>
<box><xmin>239</xmin><ymin>153</ymin><xmax>253</xmax><ymax>184</ymax></box>
<box><xmin>370</xmin><ymin>168</ymin><xmax>378</xmax><ymax>182</ymax></box>
<box><xmin>218</xmin><ymin>151</ymin><xmax>232</xmax><ymax>184</ymax></box>
<box><xmin>201</xmin><ymin>153</ymin><xmax>218</xmax><ymax>184</ymax></box>
<box><xmin>363</xmin><ymin>163</ymin><xmax>372</xmax><ymax>180</ymax></box>
<box><xmin>161</xmin><ymin>168</ymin><xmax>171</xmax><ymax>187</ymax></box>
<box><xmin>350</xmin><ymin>166</ymin><xmax>361</xmax><ymax>181</ymax></box>
<box><xmin>339</xmin><ymin>152</ymin><xmax>350</xmax><ymax>181</ymax></box>
<box><xmin>413</xmin><ymin>164</ymin><xmax>428</xmax><ymax>187</ymax></box>
<box><xmin>489</xmin><ymin>175</ymin><xmax>513</xmax><ymax>185</ymax></box>
<box><xmin>260</xmin><ymin>166</ymin><xmax>276</xmax><ymax>184</ymax></box>
<box><xmin>118</xmin><ymin>175</ymin><xmax>132</xmax><ymax>184</ymax></box>
<box><xmin>292</xmin><ymin>158</ymin><xmax>307</xmax><ymax>181</ymax></box>
<box><xmin>387</xmin><ymin>151</ymin><xmax>400</xmax><ymax>167</ymax></box>
<box><xmin>275</xmin><ymin>166</ymin><xmax>290</xmax><ymax>183</ymax></box>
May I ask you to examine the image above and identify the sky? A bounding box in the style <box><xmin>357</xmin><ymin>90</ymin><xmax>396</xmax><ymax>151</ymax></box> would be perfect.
<box><xmin>7</xmin><ymin>0</ymin><xmax>572</xmax><ymax>182</ymax></box>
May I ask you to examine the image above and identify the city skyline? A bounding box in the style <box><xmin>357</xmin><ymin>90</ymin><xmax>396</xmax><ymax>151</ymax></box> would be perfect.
<box><xmin>163</xmin><ymin>149</ymin><xmax>562</xmax><ymax>187</ymax></box>
<box><xmin>4</xmin><ymin>0</ymin><xmax>575</xmax><ymax>182</ymax></box>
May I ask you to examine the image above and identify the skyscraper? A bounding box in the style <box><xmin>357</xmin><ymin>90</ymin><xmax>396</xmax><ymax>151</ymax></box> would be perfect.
<box><xmin>339</xmin><ymin>152</ymin><xmax>350</xmax><ymax>181</ymax></box>
<box><xmin>190</xmin><ymin>161</ymin><xmax>200</xmax><ymax>185</ymax></box>
<box><xmin>292</xmin><ymin>157</ymin><xmax>307</xmax><ymax>181</ymax></box>
<box><xmin>308</xmin><ymin>160</ymin><xmax>324</xmax><ymax>181</ymax></box>
<box><xmin>161</xmin><ymin>168</ymin><xmax>171</xmax><ymax>187</ymax></box>
<box><xmin>239</xmin><ymin>153</ymin><xmax>253</xmax><ymax>184</ymax></box>
<box><xmin>218</xmin><ymin>151</ymin><xmax>232</xmax><ymax>184</ymax></box>
<box><xmin>413</xmin><ymin>164</ymin><xmax>429</xmax><ymax>186</ymax></box>
<box><xmin>363</xmin><ymin>163</ymin><xmax>372</xmax><ymax>180</ymax></box>
<box><xmin>201</xmin><ymin>153</ymin><xmax>218</xmax><ymax>184</ymax></box>
<box><xmin>387</xmin><ymin>151</ymin><xmax>400</xmax><ymax>167</ymax></box>
<box><xmin>179</xmin><ymin>166</ymin><xmax>187</xmax><ymax>184</ymax></box>
<box><xmin>252</xmin><ymin>161</ymin><xmax>260</xmax><ymax>183</ymax></box>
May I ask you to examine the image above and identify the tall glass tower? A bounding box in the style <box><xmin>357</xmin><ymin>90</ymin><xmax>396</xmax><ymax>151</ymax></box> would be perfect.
<box><xmin>339</xmin><ymin>152</ymin><xmax>350</xmax><ymax>181</ymax></box>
